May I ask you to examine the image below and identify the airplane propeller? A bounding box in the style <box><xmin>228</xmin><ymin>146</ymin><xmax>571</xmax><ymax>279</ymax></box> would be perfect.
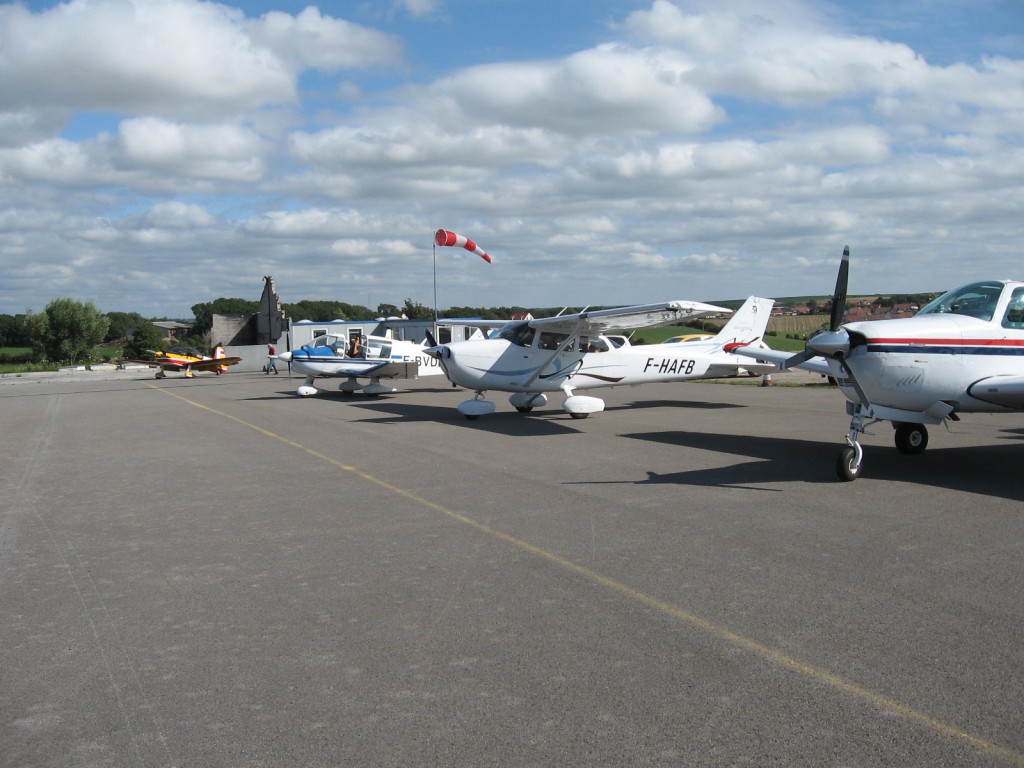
<box><xmin>423</xmin><ymin>329</ymin><xmax>447</xmax><ymax>360</ymax></box>
<box><xmin>784</xmin><ymin>246</ymin><xmax>870</xmax><ymax>406</ymax></box>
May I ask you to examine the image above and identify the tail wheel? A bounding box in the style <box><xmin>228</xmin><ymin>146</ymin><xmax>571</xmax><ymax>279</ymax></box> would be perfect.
<box><xmin>836</xmin><ymin>446</ymin><xmax>862</xmax><ymax>481</ymax></box>
<box><xmin>894</xmin><ymin>423</ymin><xmax>928</xmax><ymax>455</ymax></box>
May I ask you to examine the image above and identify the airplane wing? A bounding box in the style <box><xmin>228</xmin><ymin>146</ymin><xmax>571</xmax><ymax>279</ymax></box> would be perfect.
<box><xmin>732</xmin><ymin>345</ymin><xmax>833</xmax><ymax>376</ymax></box>
<box><xmin>125</xmin><ymin>358</ymin><xmax>187</xmax><ymax>371</ymax></box>
<box><xmin>126</xmin><ymin>356</ymin><xmax>242</xmax><ymax>371</ymax></box>
<box><xmin>529</xmin><ymin>301</ymin><xmax>731</xmax><ymax>336</ymax></box>
<box><xmin>187</xmin><ymin>357</ymin><xmax>242</xmax><ymax>371</ymax></box>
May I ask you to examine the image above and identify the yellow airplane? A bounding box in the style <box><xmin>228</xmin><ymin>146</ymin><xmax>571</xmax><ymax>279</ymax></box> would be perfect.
<box><xmin>130</xmin><ymin>346</ymin><xmax>242</xmax><ymax>378</ymax></box>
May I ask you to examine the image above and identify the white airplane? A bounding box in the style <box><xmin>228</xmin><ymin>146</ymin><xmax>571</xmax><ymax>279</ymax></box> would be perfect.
<box><xmin>736</xmin><ymin>246</ymin><xmax>1024</xmax><ymax>480</ymax></box>
<box><xmin>276</xmin><ymin>332</ymin><xmax>445</xmax><ymax>397</ymax></box>
<box><xmin>426</xmin><ymin>296</ymin><xmax>776</xmax><ymax>419</ymax></box>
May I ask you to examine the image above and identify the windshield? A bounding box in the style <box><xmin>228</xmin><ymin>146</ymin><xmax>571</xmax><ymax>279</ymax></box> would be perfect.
<box><xmin>169</xmin><ymin>346</ymin><xmax>202</xmax><ymax>357</ymax></box>
<box><xmin>917</xmin><ymin>281</ymin><xmax>1004</xmax><ymax>321</ymax></box>
<box><xmin>497</xmin><ymin>321</ymin><xmax>535</xmax><ymax>347</ymax></box>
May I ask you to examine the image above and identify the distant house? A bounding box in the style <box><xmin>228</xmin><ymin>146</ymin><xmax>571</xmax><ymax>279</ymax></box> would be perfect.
<box><xmin>511</xmin><ymin>312</ymin><xmax>534</xmax><ymax>321</ymax></box>
<box><xmin>152</xmin><ymin>321</ymin><xmax>192</xmax><ymax>342</ymax></box>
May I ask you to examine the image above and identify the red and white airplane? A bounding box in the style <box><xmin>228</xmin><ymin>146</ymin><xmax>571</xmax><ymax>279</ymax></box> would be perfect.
<box><xmin>426</xmin><ymin>296</ymin><xmax>775</xmax><ymax>419</ymax></box>
<box><xmin>737</xmin><ymin>247</ymin><xmax>1024</xmax><ymax>480</ymax></box>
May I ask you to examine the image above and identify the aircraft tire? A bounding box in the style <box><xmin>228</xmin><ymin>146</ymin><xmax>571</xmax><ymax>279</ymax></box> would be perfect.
<box><xmin>569</xmin><ymin>412</ymin><xmax>589</xmax><ymax>419</ymax></box>
<box><xmin>894</xmin><ymin>423</ymin><xmax>928</xmax><ymax>455</ymax></box>
<box><xmin>836</xmin><ymin>446</ymin><xmax>862</xmax><ymax>482</ymax></box>
<box><xmin>515</xmin><ymin>406</ymin><xmax>533</xmax><ymax>413</ymax></box>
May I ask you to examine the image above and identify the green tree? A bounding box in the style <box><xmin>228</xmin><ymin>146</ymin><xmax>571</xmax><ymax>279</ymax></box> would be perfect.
<box><xmin>122</xmin><ymin>321</ymin><xmax>164</xmax><ymax>360</ymax></box>
<box><xmin>25</xmin><ymin>298</ymin><xmax>110</xmax><ymax>364</ymax></box>
<box><xmin>0</xmin><ymin>313</ymin><xmax>30</xmax><ymax>347</ymax></box>
<box><xmin>401</xmin><ymin>298</ymin><xmax>432</xmax><ymax>320</ymax></box>
<box><xmin>105</xmin><ymin>311</ymin><xmax>152</xmax><ymax>343</ymax></box>
<box><xmin>283</xmin><ymin>300</ymin><xmax>373</xmax><ymax>322</ymax></box>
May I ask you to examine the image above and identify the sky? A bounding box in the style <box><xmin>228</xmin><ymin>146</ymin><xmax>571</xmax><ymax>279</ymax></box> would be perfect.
<box><xmin>0</xmin><ymin>0</ymin><xmax>1022</xmax><ymax>319</ymax></box>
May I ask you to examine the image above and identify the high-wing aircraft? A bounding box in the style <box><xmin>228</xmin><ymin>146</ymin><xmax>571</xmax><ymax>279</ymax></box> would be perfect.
<box><xmin>276</xmin><ymin>332</ymin><xmax>445</xmax><ymax>396</ymax></box>
<box><xmin>426</xmin><ymin>296</ymin><xmax>775</xmax><ymax>419</ymax></box>
<box><xmin>736</xmin><ymin>247</ymin><xmax>1024</xmax><ymax>481</ymax></box>
<box><xmin>130</xmin><ymin>346</ymin><xmax>242</xmax><ymax>378</ymax></box>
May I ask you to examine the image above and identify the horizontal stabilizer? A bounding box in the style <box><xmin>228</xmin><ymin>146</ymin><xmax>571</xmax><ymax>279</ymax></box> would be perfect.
<box><xmin>732</xmin><ymin>346</ymin><xmax>832</xmax><ymax>376</ymax></box>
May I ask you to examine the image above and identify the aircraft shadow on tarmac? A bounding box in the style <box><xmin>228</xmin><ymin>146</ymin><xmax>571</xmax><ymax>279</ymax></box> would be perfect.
<box><xmin>611</xmin><ymin>398</ymin><xmax>738</xmax><ymax>412</ymax></box>
<box><xmin>340</xmin><ymin>399</ymin><xmax>587</xmax><ymax>436</ymax></box>
<box><xmin>345</xmin><ymin>394</ymin><xmax>746</xmax><ymax>435</ymax></box>
<box><xmin>621</xmin><ymin>429</ymin><xmax>1024</xmax><ymax>501</ymax></box>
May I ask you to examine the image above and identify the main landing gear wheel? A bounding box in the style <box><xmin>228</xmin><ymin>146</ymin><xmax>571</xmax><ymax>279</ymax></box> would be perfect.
<box><xmin>515</xmin><ymin>406</ymin><xmax>533</xmax><ymax>413</ymax></box>
<box><xmin>836</xmin><ymin>446</ymin><xmax>862</xmax><ymax>482</ymax></box>
<box><xmin>894</xmin><ymin>423</ymin><xmax>928</xmax><ymax>455</ymax></box>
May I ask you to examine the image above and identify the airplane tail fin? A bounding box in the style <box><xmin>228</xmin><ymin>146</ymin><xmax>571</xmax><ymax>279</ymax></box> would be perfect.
<box><xmin>712</xmin><ymin>297</ymin><xmax>774</xmax><ymax>351</ymax></box>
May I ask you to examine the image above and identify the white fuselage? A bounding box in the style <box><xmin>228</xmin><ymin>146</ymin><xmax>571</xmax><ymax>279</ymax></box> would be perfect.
<box><xmin>439</xmin><ymin>335</ymin><xmax>759</xmax><ymax>393</ymax></box>
<box><xmin>832</xmin><ymin>280</ymin><xmax>1024</xmax><ymax>418</ymax></box>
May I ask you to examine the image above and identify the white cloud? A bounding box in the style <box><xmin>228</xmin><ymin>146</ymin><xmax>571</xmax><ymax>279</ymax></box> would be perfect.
<box><xmin>245</xmin><ymin>6</ymin><xmax>403</xmax><ymax>72</ymax></box>
<box><xmin>0</xmin><ymin>0</ymin><xmax>402</xmax><ymax>122</ymax></box>
<box><xmin>421</xmin><ymin>43</ymin><xmax>722</xmax><ymax>135</ymax></box>
<box><xmin>0</xmin><ymin>0</ymin><xmax>292</xmax><ymax>118</ymax></box>
<box><xmin>140</xmin><ymin>201</ymin><xmax>216</xmax><ymax>229</ymax></box>
<box><xmin>0</xmin><ymin>0</ymin><xmax>1022</xmax><ymax>316</ymax></box>
<box><xmin>116</xmin><ymin>118</ymin><xmax>268</xmax><ymax>181</ymax></box>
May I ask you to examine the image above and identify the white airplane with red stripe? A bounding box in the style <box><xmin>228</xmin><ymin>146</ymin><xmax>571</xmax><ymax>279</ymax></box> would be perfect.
<box><xmin>737</xmin><ymin>247</ymin><xmax>1024</xmax><ymax>480</ymax></box>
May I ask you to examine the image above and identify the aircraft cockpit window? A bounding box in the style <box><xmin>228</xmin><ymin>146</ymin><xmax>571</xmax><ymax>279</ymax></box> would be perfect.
<box><xmin>917</xmin><ymin>281</ymin><xmax>1004</xmax><ymax>321</ymax></box>
<box><xmin>579</xmin><ymin>337</ymin><xmax>609</xmax><ymax>353</ymax></box>
<box><xmin>1002</xmin><ymin>287</ymin><xmax>1024</xmax><ymax>329</ymax></box>
<box><xmin>497</xmin><ymin>322</ymin><xmax>535</xmax><ymax>347</ymax></box>
<box><xmin>538</xmin><ymin>332</ymin><xmax>569</xmax><ymax>350</ymax></box>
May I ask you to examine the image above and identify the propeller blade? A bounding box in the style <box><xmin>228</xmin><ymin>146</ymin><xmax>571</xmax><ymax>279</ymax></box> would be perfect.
<box><xmin>784</xmin><ymin>246</ymin><xmax>852</xmax><ymax>369</ymax></box>
<box><xmin>828</xmin><ymin>245</ymin><xmax>850</xmax><ymax>332</ymax></box>
<box><xmin>781</xmin><ymin>348</ymin><xmax>817</xmax><ymax>370</ymax></box>
<box><xmin>423</xmin><ymin>329</ymin><xmax>447</xmax><ymax>360</ymax></box>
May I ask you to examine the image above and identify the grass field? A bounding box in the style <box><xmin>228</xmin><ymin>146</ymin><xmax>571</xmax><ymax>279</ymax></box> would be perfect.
<box><xmin>635</xmin><ymin>314</ymin><xmax>827</xmax><ymax>352</ymax></box>
<box><xmin>0</xmin><ymin>345</ymin><xmax>125</xmax><ymax>374</ymax></box>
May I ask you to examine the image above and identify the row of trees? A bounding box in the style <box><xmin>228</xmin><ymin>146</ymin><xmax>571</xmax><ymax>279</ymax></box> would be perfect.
<box><xmin>188</xmin><ymin>297</ymin><xmax>541</xmax><ymax>335</ymax></box>
<box><xmin>2</xmin><ymin>301</ymin><xmax>170</xmax><ymax>365</ymax></box>
<box><xmin>3</xmin><ymin>295</ymin><xmax>541</xmax><ymax>366</ymax></box>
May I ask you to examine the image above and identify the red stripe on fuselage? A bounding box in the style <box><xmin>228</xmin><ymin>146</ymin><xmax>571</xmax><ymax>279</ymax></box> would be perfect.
<box><xmin>869</xmin><ymin>337</ymin><xmax>1024</xmax><ymax>347</ymax></box>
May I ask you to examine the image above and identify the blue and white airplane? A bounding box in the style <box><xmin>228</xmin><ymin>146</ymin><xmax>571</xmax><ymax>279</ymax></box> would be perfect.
<box><xmin>276</xmin><ymin>332</ymin><xmax>445</xmax><ymax>397</ymax></box>
<box><xmin>426</xmin><ymin>296</ymin><xmax>775</xmax><ymax>419</ymax></box>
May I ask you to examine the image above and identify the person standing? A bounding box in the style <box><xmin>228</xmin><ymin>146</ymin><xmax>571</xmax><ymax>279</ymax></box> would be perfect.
<box><xmin>267</xmin><ymin>343</ymin><xmax>278</xmax><ymax>374</ymax></box>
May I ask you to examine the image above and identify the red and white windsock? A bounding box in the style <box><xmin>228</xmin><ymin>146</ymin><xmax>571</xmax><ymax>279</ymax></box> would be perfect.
<box><xmin>434</xmin><ymin>229</ymin><xmax>493</xmax><ymax>264</ymax></box>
